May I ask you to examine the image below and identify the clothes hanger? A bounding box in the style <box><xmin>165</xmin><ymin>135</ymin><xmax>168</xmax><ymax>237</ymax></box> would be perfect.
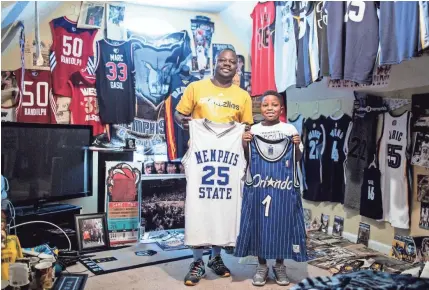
<box><xmin>289</xmin><ymin>102</ymin><xmax>300</xmax><ymax>121</ymax></box>
<box><xmin>311</xmin><ymin>101</ymin><xmax>320</xmax><ymax>119</ymax></box>
<box><xmin>368</xmin><ymin>154</ymin><xmax>377</xmax><ymax>169</ymax></box>
<box><xmin>330</xmin><ymin>99</ymin><xmax>343</xmax><ymax>119</ymax></box>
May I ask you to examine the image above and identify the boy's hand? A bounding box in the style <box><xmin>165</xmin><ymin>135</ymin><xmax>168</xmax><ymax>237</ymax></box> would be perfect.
<box><xmin>242</xmin><ymin>131</ymin><xmax>253</xmax><ymax>142</ymax></box>
<box><xmin>292</xmin><ymin>134</ymin><xmax>301</xmax><ymax>144</ymax></box>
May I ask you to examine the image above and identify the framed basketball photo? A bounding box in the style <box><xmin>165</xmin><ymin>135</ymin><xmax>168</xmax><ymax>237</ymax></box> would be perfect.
<box><xmin>75</xmin><ymin>213</ymin><xmax>110</xmax><ymax>252</ymax></box>
<box><xmin>77</xmin><ymin>1</ymin><xmax>105</xmax><ymax>29</ymax></box>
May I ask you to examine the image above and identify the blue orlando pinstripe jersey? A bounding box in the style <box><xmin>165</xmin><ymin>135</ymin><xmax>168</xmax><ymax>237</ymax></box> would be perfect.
<box><xmin>234</xmin><ymin>136</ymin><xmax>308</xmax><ymax>260</ymax></box>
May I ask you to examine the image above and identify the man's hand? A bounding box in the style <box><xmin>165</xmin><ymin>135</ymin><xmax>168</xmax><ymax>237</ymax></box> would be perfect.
<box><xmin>292</xmin><ymin>134</ymin><xmax>301</xmax><ymax>144</ymax></box>
<box><xmin>174</xmin><ymin>111</ymin><xmax>192</xmax><ymax>130</ymax></box>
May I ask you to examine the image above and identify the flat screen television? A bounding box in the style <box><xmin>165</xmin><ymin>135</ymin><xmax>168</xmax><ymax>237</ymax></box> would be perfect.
<box><xmin>1</xmin><ymin>123</ymin><xmax>92</xmax><ymax>207</ymax></box>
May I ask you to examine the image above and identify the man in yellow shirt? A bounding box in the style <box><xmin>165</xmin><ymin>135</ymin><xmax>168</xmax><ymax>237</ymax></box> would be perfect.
<box><xmin>175</xmin><ymin>49</ymin><xmax>253</xmax><ymax>286</ymax></box>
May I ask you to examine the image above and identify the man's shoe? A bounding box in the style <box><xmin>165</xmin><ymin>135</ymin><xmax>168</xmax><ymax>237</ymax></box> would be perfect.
<box><xmin>207</xmin><ymin>255</ymin><xmax>231</xmax><ymax>277</ymax></box>
<box><xmin>184</xmin><ymin>259</ymin><xmax>205</xmax><ymax>286</ymax></box>
<box><xmin>252</xmin><ymin>265</ymin><xmax>269</xmax><ymax>286</ymax></box>
<box><xmin>272</xmin><ymin>264</ymin><xmax>290</xmax><ymax>286</ymax></box>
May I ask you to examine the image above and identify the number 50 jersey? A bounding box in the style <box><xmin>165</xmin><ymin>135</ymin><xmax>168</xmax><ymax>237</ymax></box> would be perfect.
<box><xmin>182</xmin><ymin>119</ymin><xmax>246</xmax><ymax>247</ymax></box>
<box><xmin>95</xmin><ymin>39</ymin><xmax>135</xmax><ymax>124</ymax></box>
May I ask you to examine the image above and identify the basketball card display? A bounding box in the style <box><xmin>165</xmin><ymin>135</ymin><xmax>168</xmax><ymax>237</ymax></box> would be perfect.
<box><xmin>14</xmin><ymin>69</ymin><xmax>55</xmax><ymax>124</ymax></box>
<box><xmin>274</xmin><ymin>1</ymin><xmax>296</xmax><ymax>92</ymax></box>
<box><xmin>234</xmin><ymin>136</ymin><xmax>307</xmax><ymax>261</ymax></box>
<box><xmin>302</xmin><ymin>116</ymin><xmax>326</xmax><ymax>201</ymax></box>
<box><xmin>251</xmin><ymin>1</ymin><xmax>276</xmax><ymax>96</ymax></box>
<box><xmin>319</xmin><ymin>214</ymin><xmax>329</xmax><ymax>233</ymax></box>
<box><xmin>332</xmin><ymin>216</ymin><xmax>344</xmax><ymax>237</ymax></box>
<box><xmin>164</xmin><ymin>73</ymin><xmax>199</xmax><ymax>161</ymax></box>
<box><xmin>322</xmin><ymin>114</ymin><xmax>352</xmax><ymax>203</ymax></box>
<box><xmin>379</xmin><ymin>1</ymin><xmax>419</xmax><ymax>65</ymax></box>
<box><xmin>49</xmin><ymin>16</ymin><xmax>97</xmax><ymax>96</ymax></box>
<box><xmin>390</xmin><ymin>235</ymin><xmax>417</xmax><ymax>263</ymax></box>
<box><xmin>95</xmin><ymin>39</ymin><xmax>135</xmax><ymax>124</ymax></box>
<box><xmin>291</xmin><ymin>1</ymin><xmax>320</xmax><ymax>88</ymax></box>
<box><xmin>378</xmin><ymin>111</ymin><xmax>411</xmax><ymax>229</ymax></box>
<box><xmin>357</xmin><ymin>223</ymin><xmax>370</xmax><ymax>247</ymax></box>
<box><xmin>182</xmin><ymin>119</ymin><xmax>246</xmax><ymax>247</ymax></box>
<box><xmin>324</xmin><ymin>1</ymin><xmax>379</xmax><ymax>84</ymax></box>
<box><xmin>359</xmin><ymin>163</ymin><xmax>383</xmax><ymax>220</ymax></box>
<box><xmin>68</xmin><ymin>70</ymin><xmax>104</xmax><ymax>136</ymax></box>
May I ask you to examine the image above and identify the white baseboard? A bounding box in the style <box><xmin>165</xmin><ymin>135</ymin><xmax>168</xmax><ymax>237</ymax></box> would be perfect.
<box><xmin>328</xmin><ymin>226</ymin><xmax>391</xmax><ymax>255</ymax></box>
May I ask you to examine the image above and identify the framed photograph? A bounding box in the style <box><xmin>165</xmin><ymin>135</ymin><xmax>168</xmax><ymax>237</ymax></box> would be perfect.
<box><xmin>75</xmin><ymin>213</ymin><xmax>109</xmax><ymax>252</ymax></box>
<box><xmin>332</xmin><ymin>216</ymin><xmax>344</xmax><ymax>237</ymax></box>
<box><xmin>51</xmin><ymin>273</ymin><xmax>88</xmax><ymax>290</ymax></box>
<box><xmin>77</xmin><ymin>1</ymin><xmax>105</xmax><ymax>29</ymax></box>
<box><xmin>106</xmin><ymin>2</ymin><xmax>127</xmax><ymax>41</ymax></box>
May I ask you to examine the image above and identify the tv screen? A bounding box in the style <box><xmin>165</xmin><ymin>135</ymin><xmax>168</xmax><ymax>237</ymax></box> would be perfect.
<box><xmin>1</xmin><ymin>123</ymin><xmax>92</xmax><ymax>206</ymax></box>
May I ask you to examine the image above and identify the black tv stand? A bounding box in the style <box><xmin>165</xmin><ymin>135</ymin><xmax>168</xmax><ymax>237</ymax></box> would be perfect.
<box><xmin>14</xmin><ymin>203</ymin><xmax>82</xmax><ymax>249</ymax></box>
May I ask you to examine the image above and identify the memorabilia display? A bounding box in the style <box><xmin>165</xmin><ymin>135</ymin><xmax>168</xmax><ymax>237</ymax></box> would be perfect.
<box><xmin>357</xmin><ymin>223</ymin><xmax>370</xmax><ymax>247</ymax></box>
<box><xmin>414</xmin><ymin>236</ymin><xmax>429</xmax><ymax>263</ymax></box>
<box><xmin>105</xmin><ymin>162</ymin><xmax>142</xmax><ymax>247</ymax></box>
<box><xmin>190</xmin><ymin>16</ymin><xmax>214</xmax><ymax>72</ymax></box>
<box><xmin>77</xmin><ymin>1</ymin><xmax>105</xmax><ymax>29</ymax></box>
<box><xmin>419</xmin><ymin>202</ymin><xmax>429</xmax><ymax>230</ymax></box>
<box><xmin>155</xmin><ymin>229</ymin><xmax>187</xmax><ymax>251</ymax></box>
<box><xmin>319</xmin><ymin>214</ymin><xmax>329</xmax><ymax>233</ymax></box>
<box><xmin>412</xmin><ymin>93</ymin><xmax>429</xmax><ymax>132</ymax></box>
<box><xmin>412</xmin><ymin>132</ymin><xmax>429</xmax><ymax>168</ymax></box>
<box><xmin>390</xmin><ymin>235</ymin><xmax>416</xmax><ymax>263</ymax></box>
<box><xmin>106</xmin><ymin>3</ymin><xmax>127</xmax><ymax>41</ymax></box>
<box><xmin>417</xmin><ymin>174</ymin><xmax>429</xmax><ymax>202</ymax></box>
<box><xmin>51</xmin><ymin>273</ymin><xmax>88</xmax><ymax>290</ymax></box>
<box><xmin>303</xmin><ymin>208</ymin><xmax>311</xmax><ymax>231</ymax></box>
<box><xmin>332</xmin><ymin>216</ymin><xmax>344</xmax><ymax>237</ymax></box>
<box><xmin>74</xmin><ymin>213</ymin><xmax>110</xmax><ymax>252</ymax></box>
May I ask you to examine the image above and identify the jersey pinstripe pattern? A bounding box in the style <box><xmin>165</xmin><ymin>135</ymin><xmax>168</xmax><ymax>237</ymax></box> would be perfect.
<box><xmin>234</xmin><ymin>136</ymin><xmax>308</xmax><ymax>261</ymax></box>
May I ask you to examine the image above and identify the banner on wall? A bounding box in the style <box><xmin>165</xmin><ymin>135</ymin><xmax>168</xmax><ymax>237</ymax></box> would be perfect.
<box><xmin>106</xmin><ymin>31</ymin><xmax>192</xmax><ymax>162</ymax></box>
<box><xmin>328</xmin><ymin>65</ymin><xmax>391</xmax><ymax>89</ymax></box>
<box><xmin>105</xmin><ymin>162</ymin><xmax>142</xmax><ymax>247</ymax></box>
<box><xmin>190</xmin><ymin>16</ymin><xmax>214</xmax><ymax>73</ymax></box>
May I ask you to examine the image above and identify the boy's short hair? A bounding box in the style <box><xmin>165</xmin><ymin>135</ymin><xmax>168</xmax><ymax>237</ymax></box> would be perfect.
<box><xmin>261</xmin><ymin>90</ymin><xmax>284</xmax><ymax>105</ymax></box>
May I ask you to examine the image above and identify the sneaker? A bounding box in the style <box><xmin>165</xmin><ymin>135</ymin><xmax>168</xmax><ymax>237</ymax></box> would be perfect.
<box><xmin>184</xmin><ymin>259</ymin><xmax>206</xmax><ymax>286</ymax></box>
<box><xmin>252</xmin><ymin>265</ymin><xmax>269</xmax><ymax>286</ymax></box>
<box><xmin>272</xmin><ymin>264</ymin><xmax>290</xmax><ymax>286</ymax></box>
<box><xmin>207</xmin><ymin>255</ymin><xmax>231</xmax><ymax>277</ymax></box>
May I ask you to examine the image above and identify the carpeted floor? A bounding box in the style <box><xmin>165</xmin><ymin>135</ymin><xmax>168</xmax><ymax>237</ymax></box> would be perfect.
<box><xmin>67</xmin><ymin>254</ymin><xmax>329</xmax><ymax>289</ymax></box>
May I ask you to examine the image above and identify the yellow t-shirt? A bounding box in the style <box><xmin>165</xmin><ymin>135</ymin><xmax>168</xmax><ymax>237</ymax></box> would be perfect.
<box><xmin>176</xmin><ymin>78</ymin><xmax>253</xmax><ymax>124</ymax></box>
<box><xmin>1</xmin><ymin>235</ymin><xmax>23</xmax><ymax>280</ymax></box>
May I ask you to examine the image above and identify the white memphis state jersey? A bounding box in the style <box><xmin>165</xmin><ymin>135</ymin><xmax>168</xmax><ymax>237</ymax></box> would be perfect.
<box><xmin>378</xmin><ymin>111</ymin><xmax>411</xmax><ymax>229</ymax></box>
<box><xmin>182</xmin><ymin>119</ymin><xmax>246</xmax><ymax>247</ymax></box>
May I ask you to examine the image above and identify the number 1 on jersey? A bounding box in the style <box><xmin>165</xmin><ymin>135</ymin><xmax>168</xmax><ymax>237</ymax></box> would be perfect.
<box><xmin>262</xmin><ymin>195</ymin><xmax>272</xmax><ymax>217</ymax></box>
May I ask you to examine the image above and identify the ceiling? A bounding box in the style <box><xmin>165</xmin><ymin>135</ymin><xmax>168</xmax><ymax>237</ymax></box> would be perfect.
<box><xmin>129</xmin><ymin>1</ymin><xmax>234</xmax><ymax>13</ymax></box>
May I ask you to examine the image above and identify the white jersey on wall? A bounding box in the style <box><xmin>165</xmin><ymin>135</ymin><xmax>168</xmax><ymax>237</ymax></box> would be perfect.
<box><xmin>182</xmin><ymin>119</ymin><xmax>246</xmax><ymax>247</ymax></box>
<box><xmin>378</xmin><ymin>111</ymin><xmax>411</xmax><ymax>229</ymax></box>
<box><xmin>274</xmin><ymin>1</ymin><xmax>297</xmax><ymax>91</ymax></box>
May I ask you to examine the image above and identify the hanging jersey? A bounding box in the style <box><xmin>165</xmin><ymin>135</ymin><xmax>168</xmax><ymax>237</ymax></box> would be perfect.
<box><xmin>15</xmin><ymin>69</ymin><xmax>55</xmax><ymax>124</ymax></box>
<box><xmin>1</xmin><ymin>106</ymin><xmax>16</xmax><ymax>122</ymax></box>
<box><xmin>95</xmin><ymin>39</ymin><xmax>135</xmax><ymax>124</ymax></box>
<box><xmin>315</xmin><ymin>1</ymin><xmax>329</xmax><ymax>77</ymax></box>
<box><xmin>289</xmin><ymin>114</ymin><xmax>304</xmax><ymax>137</ymax></box>
<box><xmin>302</xmin><ymin>116</ymin><xmax>326</xmax><ymax>201</ymax></box>
<box><xmin>378</xmin><ymin>111</ymin><xmax>411</xmax><ymax>229</ymax></box>
<box><xmin>182</xmin><ymin>119</ymin><xmax>246</xmax><ymax>246</ymax></box>
<box><xmin>360</xmin><ymin>165</ymin><xmax>383</xmax><ymax>220</ymax></box>
<box><xmin>322</xmin><ymin>114</ymin><xmax>352</xmax><ymax>203</ymax></box>
<box><xmin>379</xmin><ymin>1</ymin><xmax>419</xmax><ymax>65</ymax></box>
<box><xmin>234</xmin><ymin>136</ymin><xmax>307</xmax><ymax>261</ymax></box>
<box><xmin>251</xmin><ymin>1</ymin><xmax>276</xmax><ymax>96</ymax></box>
<box><xmin>419</xmin><ymin>1</ymin><xmax>429</xmax><ymax>52</ymax></box>
<box><xmin>274</xmin><ymin>1</ymin><xmax>296</xmax><ymax>91</ymax></box>
<box><xmin>68</xmin><ymin>70</ymin><xmax>105</xmax><ymax>136</ymax></box>
<box><xmin>49</xmin><ymin>16</ymin><xmax>97</xmax><ymax>97</ymax></box>
<box><xmin>164</xmin><ymin>73</ymin><xmax>199</xmax><ymax>161</ymax></box>
<box><xmin>291</xmin><ymin>1</ymin><xmax>320</xmax><ymax>88</ymax></box>
<box><xmin>324</xmin><ymin>1</ymin><xmax>379</xmax><ymax>84</ymax></box>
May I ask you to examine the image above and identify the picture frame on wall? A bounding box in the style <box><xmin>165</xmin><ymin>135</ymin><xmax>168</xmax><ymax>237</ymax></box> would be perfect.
<box><xmin>77</xmin><ymin>1</ymin><xmax>105</xmax><ymax>29</ymax></box>
<box><xmin>75</xmin><ymin>213</ymin><xmax>110</xmax><ymax>252</ymax></box>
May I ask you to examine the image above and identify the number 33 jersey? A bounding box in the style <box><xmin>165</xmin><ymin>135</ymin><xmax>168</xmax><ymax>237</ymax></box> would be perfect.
<box><xmin>378</xmin><ymin>111</ymin><xmax>411</xmax><ymax>229</ymax></box>
<box><xmin>182</xmin><ymin>119</ymin><xmax>246</xmax><ymax>247</ymax></box>
<box><xmin>95</xmin><ymin>39</ymin><xmax>135</xmax><ymax>124</ymax></box>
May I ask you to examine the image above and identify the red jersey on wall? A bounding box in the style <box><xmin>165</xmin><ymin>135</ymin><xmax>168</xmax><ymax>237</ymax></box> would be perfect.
<box><xmin>251</xmin><ymin>2</ymin><xmax>276</xmax><ymax>97</ymax></box>
<box><xmin>68</xmin><ymin>70</ymin><xmax>105</xmax><ymax>136</ymax></box>
<box><xmin>49</xmin><ymin>16</ymin><xmax>97</xmax><ymax>97</ymax></box>
<box><xmin>15</xmin><ymin>69</ymin><xmax>56</xmax><ymax>124</ymax></box>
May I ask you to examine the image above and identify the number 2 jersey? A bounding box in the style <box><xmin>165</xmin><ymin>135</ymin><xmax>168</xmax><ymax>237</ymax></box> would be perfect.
<box><xmin>182</xmin><ymin>119</ymin><xmax>246</xmax><ymax>247</ymax></box>
<box><xmin>49</xmin><ymin>16</ymin><xmax>97</xmax><ymax>97</ymax></box>
<box><xmin>378</xmin><ymin>111</ymin><xmax>411</xmax><ymax>229</ymax></box>
<box><xmin>68</xmin><ymin>70</ymin><xmax>105</xmax><ymax>136</ymax></box>
<box><xmin>14</xmin><ymin>69</ymin><xmax>56</xmax><ymax>124</ymax></box>
<box><xmin>95</xmin><ymin>39</ymin><xmax>135</xmax><ymax>124</ymax></box>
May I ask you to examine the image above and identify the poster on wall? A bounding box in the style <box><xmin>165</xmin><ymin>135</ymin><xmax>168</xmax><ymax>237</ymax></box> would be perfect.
<box><xmin>106</xmin><ymin>2</ymin><xmax>127</xmax><ymax>41</ymax></box>
<box><xmin>417</xmin><ymin>174</ymin><xmax>429</xmax><ymax>202</ymax></box>
<box><xmin>190</xmin><ymin>16</ymin><xmax>214</xmax><ymax>73</ymax></box>
<box><xmin>107</xmin><ymin>30</ymin><xmax>192</xmax><ymax>162</ymax></box>
<box><xmin>143</xmin><ymin>161</ymin><xmax>184</xmax><ymax>175</ymax></box>
<box><xmin>105</xmin><ymin>162</ymin><xmax>142</xmax><ymax>247</ymax></box>
<box><xmin>328</xmin><ymin>65</ymin><xmax>391</xmax><ymax>89</ymax></box>
<box><xmin>412</xmin><ymin>133</ymin><xmax>429</xmax><ymax>168</ymax></box>
<box><xmin>412</xmin><ymin>93</ymin><xmax>429</xmax><ymax>133</ymax></box>
<box><xmin>420</xmin><ymin>202</ymin><xmax>429</xmax><ymax>230</ymax></box>
<box><xmin>24</xmin><ymin>37</ymin><xmax>51</xmax><ymax>70</ymax></box>
<box><xmin>77</xmin><ymin>1</ymin><xmax>105</xmax><ymax>29</ymax></box>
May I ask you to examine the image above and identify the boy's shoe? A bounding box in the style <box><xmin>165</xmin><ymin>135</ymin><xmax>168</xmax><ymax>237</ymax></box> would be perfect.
<box><xmin>252</xmin><ymin>265</ymin><xmax>269</xmax><ymax>286</ymax></box>
<box><xmin>207</xmin><ymin>255</ymin><xmax>231</xmax><ymax>277</ymax></box>
<box><xmin>184</xmin><ymin>259</ymin><xmax>205</xmax><ymax>286</ymax></box>
<box><xmin>272</xmin><ymin>264</ymin><xmax>290</xmax><ymax>286</ymax></box>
